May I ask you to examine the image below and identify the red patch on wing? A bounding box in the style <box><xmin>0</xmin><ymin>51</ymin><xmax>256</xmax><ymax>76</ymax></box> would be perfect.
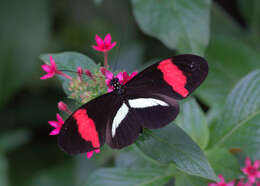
<box><xmin>73</xmin><ymin>109</ymin><xmax>100</xmax><ymax>148</ymax></box>
<box><xmin>157</xmin><ymin>59</ymin><xmax>189</xmax><ymax>97</ymax></box>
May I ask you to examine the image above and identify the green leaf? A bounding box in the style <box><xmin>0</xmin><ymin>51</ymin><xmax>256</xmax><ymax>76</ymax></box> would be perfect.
<box><xmin>175</xmin><ymin>148</ymin><xmax>240</xmax><ymax>186</ymax></box>
<box><xmin>210</xmin><ymin>4</ymin><xmax>244</xmax><ymax>39</ymax></box>
<box><xmin>131</xmin><ymin>0</ymin><xmax>211</xmax><ymax>55</ymax></box>
<box><xmin>238</xmin><ymin>0</ymin><xmax>260</xmax><ymax>32</ymax></box>
<box><xmin>175</xmin><ymin>173</ymin><xmax>207</xmax><ymax>186</ymax></box>
<box><xmin>136</xmin><ymin>125</ymin><xmax>217</xmax><ymax>181</ymax></box>
<box><xmin>0</xmin><ymin>0</ymin><xmax>49</xmax><ymax>108</ymax></box>
<box><xmin>111</xmin><ymin>42</ymin><xmax>145</xmax><ymax>73</ymax></box>
<box><xmin>40</xmin><ymin>52</ymin><xmax>97</xmax><ymax>95</ymax></box>
<box><xmin>27</xmin><ymin>162</ymin><xmax>74</xmax><ymax>186</ymax></box>
<box><xmin>218</xmin><ymin>115</ymin><xmax>260</xmax><ymax>160</ymax></box>
<box><xmin>115</xmin><ymin>146</ymin><xmax>166</xmax><ymax>170</ymax></box>
<box><xmin>197</xmin><ymin>35</ymin><xmax>260</xmax><ymax>107</ymax></box>
<box><xmin>206</xmin><ymin>148</ymin><xmax>241</xmax><ymax>180</ymax></box>
<box><xmin>0</xmin><ymin>129</ymin><xmax>31</xmax><ymax>152</ymax></box>
<box><xmin>176</xmin><ymin>98</ymin><xmax>209</xmax><ymax>149</ymax></box>
<box><xmin>0</xmin><ymin>154</ymin><xmax>8</xmax><ymax>186</ymax></box>
<box><xmin>86</xmin><ymin>167</ymin><xmax>173</xmax><ymax>186</ymax></box>
<box><xmin>209</xmin><ymin>70</ymin><xmax>260</xmax><ymax>155</ymax></box>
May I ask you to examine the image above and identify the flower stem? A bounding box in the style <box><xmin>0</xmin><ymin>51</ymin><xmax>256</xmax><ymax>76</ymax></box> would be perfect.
<box><xmin>104</xmin><ymin>52</ymin><xmax>108</xmax><ymax>68</ymax></box>
<box><xmin>57</xmin><ymin>71</ymin><xmax>72</xmax><ymax>80</ymax></box>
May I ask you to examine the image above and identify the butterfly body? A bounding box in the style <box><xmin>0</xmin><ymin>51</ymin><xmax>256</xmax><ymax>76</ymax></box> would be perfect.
<box><xmin>58</xmin><ymin>54</ymin><xmax>208</xmax><ymax>155</ymax></box>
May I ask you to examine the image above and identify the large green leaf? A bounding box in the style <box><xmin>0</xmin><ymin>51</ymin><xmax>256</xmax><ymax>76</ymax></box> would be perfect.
<box><xmin>115</xmin><ymin>146</ymin><xmax>167</xmax><ymax>170</ymax></box>
<box><xmin>197</xmin><ymin>35</ymin><xmax>260</xmax><ymax>107</ymax></box>
<box><xmin>238</xmin><ymin>0</ymin><xmax>260</xmax><ymax>33</ymax></box>
<box><xmin>40</xmin><ymin>52</ymin><xmax>97</xmax><ymax>95</ymax></box>
<box><xmin>131</xmin><ymin>0</ymin><xmax>211</xmax><ymax>55</ymax></box>
<box><xmin>175</xmin><ymin>148</ymin><xmax>240</xmax><ymax>186</ymax></box>
<box><xmin>0</xmin><ymin>0</ymin><xmax>49</xmax><ymax>108</ymax></box>
<box><xmin>86</xmin><ymin>167</ymin><xmax>172</xmax><ymax>186</ymax></box>
<box><xmin>209</xmin><ymin>70</ymin><xmax>260</xmax><ymax>157</ymax></box>
<box><xmin>217</xmin><ymin>115</ymin><xmax>260</xmax><ymax>160</ymax></box>
<box><xmin>175</xmin><ymin>173</ymin><xmax>207</xmax><ymax>186</ymax></box>
<box><xmin>136</xmin><ymin>125</ymin><xmax>217</xmax><ymax>181</ymax></box>
<box><xmin>210</xmin><ymin>4</ymin><xmax>245</xmax><ymax>39</ymax></box>
<box><xmin>206</xmin><ymin>148</ymin><xmax>241</xmax><ymax>180</ymax></box>
<box><xmin>176</xmin><ymin>98</ymin><xmax>209</xmax><ymax>149</ymax></box>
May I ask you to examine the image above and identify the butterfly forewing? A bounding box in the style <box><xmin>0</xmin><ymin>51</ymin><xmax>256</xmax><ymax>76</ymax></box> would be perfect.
<box><xmin>125</xmin><ymin>54</ymin><xmax>208</xmax><ymax>99</ymax></box>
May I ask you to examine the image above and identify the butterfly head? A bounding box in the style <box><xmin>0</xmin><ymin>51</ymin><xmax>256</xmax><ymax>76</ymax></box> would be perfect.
<box><xmin>110</xmin><ymin>78</ymin><xmax>125</xmax><ymax>94</ymax></box>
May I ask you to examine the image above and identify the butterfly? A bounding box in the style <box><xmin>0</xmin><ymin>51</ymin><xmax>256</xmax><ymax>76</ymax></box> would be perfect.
<box><xmin>58</xmin><ymin>54</ymin><xmax>208</xmax><ymax>155</ymax></box>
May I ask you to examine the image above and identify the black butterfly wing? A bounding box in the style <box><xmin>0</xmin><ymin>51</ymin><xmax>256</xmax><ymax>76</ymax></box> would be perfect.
<box><xmin>105</xmin><ymin>103</ymin><xmax>143</xmax><ymax>149</ymax></box>
<box><xmin>105</xmin><ymin>94</ymin><xmax>179</xmax><ymax>149</ymax></box>
<box><xmin>58</xmin><ymin>92</ymin><xmax>118</xmax><ymax>155</ymax></box>
<box><xmin>58</xmin><ymin>54</ymin><xmax>208</xmax><ymax>152</ymax></box>
<box><xmin>125</xmin><ymin>54</ymin><xmax>208</xmax><ymax>99</ymax></box>
<box><xmin>105</xmin><ymin>54</ymin><xmax>208</xmax><ymax>149</ymax></box>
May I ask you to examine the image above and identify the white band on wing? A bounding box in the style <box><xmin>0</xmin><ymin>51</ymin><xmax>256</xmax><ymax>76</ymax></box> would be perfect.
<box><xmin>128</xmin><ymin>98</ymin><xmax>169</xmax><ymax>108</ymax></box>
<box><xmin>112</xmin><ymin>103</ymin><xmax>129</xmax><ymax>137</ymax></box>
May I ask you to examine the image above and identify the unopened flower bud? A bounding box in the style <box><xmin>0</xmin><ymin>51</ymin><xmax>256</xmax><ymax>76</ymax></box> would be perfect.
<box><xmin>58</xmin><ymin>101</ymin><xmax>72</xmax><ymax>114</ymax></box>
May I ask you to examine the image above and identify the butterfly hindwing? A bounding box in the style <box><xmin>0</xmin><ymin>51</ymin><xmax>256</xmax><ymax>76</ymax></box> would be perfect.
<box><xmin>125</xmin><ymin>54</ymin><xmax>208</xmax><ymax>99</ymax></box>
<box><xmin>106</xmin><ymin>94</ymin><xmax>179</xmax><ymax>149</ymax></box>
<box><xmin>126</xmin><ymin>94</ymin><xmax>179</xmax><ymax>129</ymax></box>
<box><xmin>58</xmin><ymin>93</ymin><xmax>116</xmax><ymax>155</ymax></box>
<box><xmin>106</xmin><ymin>102</ymin><xmax>142</xmax><ymax>149</ymax></box>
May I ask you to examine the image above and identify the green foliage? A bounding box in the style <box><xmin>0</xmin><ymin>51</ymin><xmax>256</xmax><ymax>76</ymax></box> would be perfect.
<box><xmin>86</xmin><ymin>168</ymin><xmax>172</xmax><ymax>186</ymax></box>
<box><xmin>131</xmin><ymin>0</ymin><xmax>211</xmax><ymax>55</ymax></box>
<box><xmin>0</xmin><ymin>0</ymin><xmax>49</xmax><ymax>109</ymax></box>
<box><xmin>0</xmin><ymin>154</ymin><xmax>8</xmax><ymax>186</ymax></box>
<box><xmin>199</xmin><ymin>35</ymin><xmax>260</xmax><ymax>106</ymax></box>
<box><xmin>206</xmin><ymin>148</ymin><xmax>241</xmax><ymax>180</ymax></box>
<box><xmin>3</xmin><ymin>0</ymin><xmax>260</xmax><ymax>185</ymax></box>
<box><xmin>136</xmin><ymin>125</ymin><xmax>217</xmax><ymax>181</ymax></box>
<box><xmin>209</xmin><ymin>70</ymin><xmax>260</xmax><ymax>157</ymax></box>
<box><xmin>40</xmin><ymin>52</ymin><xmax>98</xmax><ymax>96</ymax></box>
<box><xmin>176</xmin><ymin>98</ymin><xmax>209</xmax><ymax>149</ymax></box>
<box><xmin>0</xmin><ymin>129</ymin><xmax>31</xmax><ymax>152</ymax></box>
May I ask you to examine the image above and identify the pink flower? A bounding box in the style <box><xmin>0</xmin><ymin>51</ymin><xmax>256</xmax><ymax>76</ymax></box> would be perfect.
<box><xmin>242</xmin><ymin>157</ymin><xmax>260</xmax><ymax>183</ymax></box>
<box><xmin>237</xmin><ymin>179</ymin><xmax>252</xmax><ymax>186</ymax></box>
<box><xmin>48</xmin><ymin>114</ymin><xmax>64</xmax><ymax>135</ymax></box>
<box><xmin>58</xmin><ymin>101</ymin><xmax>72</xmax><ymax>114</ymax></box>
<box><xmin>40</xmin><ymin>56</ymin><xmax>58</xmax><ymax>80</ymax></box>
<box><xmin>208</xmin><ymin>174</ymin><xmax>235</xmax><ymax>186</ymax></box>
<box><xmin>104</xmin><ymin>70</ymin><xmax>138</xmax><ymax>92</ymax></box>
<box><xmin>40</xmin><ymin>56</ymin><xmax>72</xmax><ymax>80</ymax></box>
<box><xmin>92</xmin><ymin>34</ymin><xmax>116</xmax><ymax>52</ymax></box>
<box><xmin>122</xmin><ymin>71</ymin><xmax>138</xmax><ymax>84</ymax></box>
<box><xmin>86</xmin><ymin>149</ymin><xmax>100</xmax><ymax>159</ymax></box>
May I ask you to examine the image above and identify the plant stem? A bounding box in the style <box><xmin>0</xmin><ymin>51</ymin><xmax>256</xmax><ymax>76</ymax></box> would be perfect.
<box><xmin>104</xmin><ymin>52</ymin><xmax>108</xmax><ymax>68</ymax></box>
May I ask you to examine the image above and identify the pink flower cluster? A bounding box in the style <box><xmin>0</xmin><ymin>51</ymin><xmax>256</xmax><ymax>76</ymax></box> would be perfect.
<box><xmin>105</xmin><ymin>70</ymin><xmax>137</xmax><ymax>92</ymax></box>
<box><xmin>42</xmin><ymin>33</ymin><xmax>137</xmax><ymax>159</ymax></box>
<box><xmin>209</xmin><ymin>157</ymin><xmax>260</xmax><ymax>186</ymax></box>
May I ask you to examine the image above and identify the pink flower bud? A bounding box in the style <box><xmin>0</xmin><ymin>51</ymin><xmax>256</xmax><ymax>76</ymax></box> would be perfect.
<box><xmin>77</xmin><ymin>67</ymin><xmax>83</xmax><ymax>81</ymax></box>
<box><xmin>100</xmin><ymin>67</ymin><xmax>107</xmax><ymax>76</ymax></box>
<box><xmin>85</xmin><ymin>69</ymin><xmax>95</xmax><ymax>81</ymax></box>
<box><xmin>58</xmin><ymin>101</ymin><xmax>72</xmax><ymax>114</ymax></box>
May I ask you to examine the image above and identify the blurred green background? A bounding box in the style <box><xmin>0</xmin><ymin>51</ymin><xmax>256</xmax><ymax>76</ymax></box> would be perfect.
<box><xmin>0</xmin><ymin>0</ymin><xmax>259</xmax><ymax>185</ymax></box>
